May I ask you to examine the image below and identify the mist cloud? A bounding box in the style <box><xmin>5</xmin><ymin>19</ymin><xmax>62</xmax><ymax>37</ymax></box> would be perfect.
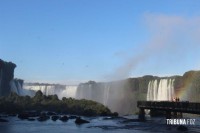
<box><xmin>107</xmin><ymin>13</ymin><xmax>200</xmax><ymax>80</ymax></box>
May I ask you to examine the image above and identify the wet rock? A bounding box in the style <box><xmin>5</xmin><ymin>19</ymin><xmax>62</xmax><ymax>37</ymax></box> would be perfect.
<box><xmin>0</xmin><ymin>118</ymin><xmax>8</xmax><ymax>122</ymax></box>
<box><xmin>68</xmin><ymin>115</ymin><xmax>78</xmax><ymax>119</ymax></box>
<box><xmin>59</xmin><ymin>115</ymin><xmax>68</xmax><ymax>122</ymax></box>
<box><xmin>47</xmin><ymin>111</ymin><xmax>57</xmax><ymax>116</ymax></box>
<box><xmin>51</xmin><ymin>115</ymin><xmax>60</xmax><ymax>121</ymax></box>
<box><xmin>37</xmin><ymin>113</ymin><xmax>50</xmax><ymax>122</ymax></box>
<box><xmin>177</xmin><ymin>125</ymin><xmax>188</xmax><ymax>131</ymax></box>
<box><xmin>18</xmin><ymin>111</ymin><xmax>40</xmax><ymax>120</ymax></box>
<box><xmin>27</xmin><ymin>118</ymin><xmax>35</xmax><ymax>121</ymax></box>
<box><xmin>28</xmin><ymin>111</ymin><xmax>40</xmax><ymax>117</ymax></box>
<box><xmin>18</xmin><ymin>113</ymin><xmax>29</xmax><ymax>120</ymax></box>
<box><xmin>37</xmin><ymin>116</ymin><xmax>50</xmax><ymax>121</ymax></box>
<box><xmin>75</xmin><ymin>117</ymin><xmax>90</xmax><ymax>124</ymax></box>
<box><xmin>111</xmin><ymin>112</ymin><xmax>119</xmax><ymax>117</ymax></box>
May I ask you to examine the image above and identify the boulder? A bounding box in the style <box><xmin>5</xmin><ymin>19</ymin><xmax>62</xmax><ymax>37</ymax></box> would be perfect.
<box><xmin>47</xmin><ymin>111</ymin><xmax>57</xmax><ymax>116</ymax></box>
<box><xmin>59</xmin><ymin>115</ymin><xmax>68</xmax><ymax>122</ymax></box>
<box><xmin>18</xmin><ymin>113</ymin><xmax>29</xmax><ymax>120</ymax></box>
<box><xmin>37</xmin><ymin>113</ymin><xmax>50</xmax><ymax>122</ymax></box>
<box><xmin>18</xmin><ymin>111</ymin><xmax>40</xmax><ymax>120</ymax></box>
<box><xmin>68</xmin><ymin>115</ymin><xmax>78</xmax><ymax>119</ymax></box>
<box><xmin>51</xmin><ymin>115</ymin><xmax>60</xmax><ymax>121</ymax></box>
<box><xmin>0</xmin><ymin>118</ymin><xmax>8</xmax><ymax>122</ymax></box>
<box><xmin>75</xmin><ymin>117</ymin><xmax>90</xmax><ymax>124</ymax></box>
<box><xmin>111</xmin><ymin>112</ymin><xmax>118</xmax><ymax>117</ymax></box>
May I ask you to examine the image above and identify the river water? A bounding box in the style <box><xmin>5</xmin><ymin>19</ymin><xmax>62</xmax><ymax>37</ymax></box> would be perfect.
<box><xmin>0</xmin><ymin>115</ymin><xmax>200</xmax><ymax>133</ymax></box>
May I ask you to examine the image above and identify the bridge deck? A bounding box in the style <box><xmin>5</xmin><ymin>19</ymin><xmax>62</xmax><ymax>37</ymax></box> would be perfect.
<box><xmin>137</xmin><ymin>101</ymin><xmax>200</xmax><ymax>114</ymax></box>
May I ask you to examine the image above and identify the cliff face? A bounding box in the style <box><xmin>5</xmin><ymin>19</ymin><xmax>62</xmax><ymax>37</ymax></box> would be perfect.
<box><xmin>75</xmin><ymin>76</ymin><xmax>167</xmax><ymax>114</ymax></box>
<box><xmin>0</xmin><ymin>59</ymin><xmax>16</xmax><ymax>96</ymax></box>
<box><xmin>76</xmin><ymin>72</ymin><xmax>200</xmax><ymax>115</ymax></box>
<box><xmin>1</xmin><ymin>58</ymin><xmax>199</xmax><ymax>115</ymax></box>
<box><xmin>180</xmin><ymin>71</ymin><xmax>200</xmax><ymax>102</ymax></box>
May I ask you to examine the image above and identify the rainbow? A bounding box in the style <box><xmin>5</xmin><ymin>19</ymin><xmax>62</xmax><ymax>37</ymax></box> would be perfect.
<box><xmin>176</xmin><ymin>71</ymin><xmax>198</xmax><ymax>101</ymax></box>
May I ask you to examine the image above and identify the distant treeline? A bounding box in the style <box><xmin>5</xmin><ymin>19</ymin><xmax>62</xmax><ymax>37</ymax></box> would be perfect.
<box><xmin>0</xmin><ymin>91</ymin><xmax>116</xmax><ymax>116</ymax></box>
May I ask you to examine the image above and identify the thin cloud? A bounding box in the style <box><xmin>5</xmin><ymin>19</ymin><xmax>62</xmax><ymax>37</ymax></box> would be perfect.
<box><xmin>106</xmin><ymin>13</ymin><xmax>200</xmax><ymax>80</ymax></box>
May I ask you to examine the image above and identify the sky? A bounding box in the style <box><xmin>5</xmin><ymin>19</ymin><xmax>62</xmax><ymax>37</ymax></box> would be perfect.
<box><xmin>1</xmin><ymin>0</ymin><xmax>200</xmax><ymax>85</ymax></box>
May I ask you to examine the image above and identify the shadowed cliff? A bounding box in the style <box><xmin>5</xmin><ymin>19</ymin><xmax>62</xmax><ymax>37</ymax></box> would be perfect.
<box><xmin>0</xmin><ymin>59</ymin><xmax>16</xmax><ymax>96</ymax></box>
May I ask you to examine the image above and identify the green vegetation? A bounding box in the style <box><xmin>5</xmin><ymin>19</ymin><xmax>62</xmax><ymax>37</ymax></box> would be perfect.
<box><xmin>0</xmin><ymin>91</ymin><xmax>113</xmax><ymax>116</ymax></box>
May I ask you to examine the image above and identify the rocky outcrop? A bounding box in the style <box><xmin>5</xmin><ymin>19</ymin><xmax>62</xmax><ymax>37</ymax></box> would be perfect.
<box><xmin>59</xmin><ymin>115</ymin><xmax>69</xmax><ymax>122</ymax></box>
<box><xmin>51</xmin><ymin>115</ymin><xmax>60</xmax><ymax>121</ymax></box>
<box><xmin>180</xmin><ymin>70</ymin><xmax>200</xmax><ymax>102</ymax></box>
<box><xmin>75</xmin><ymin>117</ymin><xmax>90</xmax><ymax>124</ymax></box>
<box><xmin>0</xmin><ymin>59</ymin><xmax>16</xmax><ymax>96</ymax></box>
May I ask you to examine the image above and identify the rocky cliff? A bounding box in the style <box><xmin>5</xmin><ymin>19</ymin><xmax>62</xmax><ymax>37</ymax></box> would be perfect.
<box><xmin>179</xmin><ymin>70</ymin><xmax>200</xmax><ymax>102</ymax></box>
<box><xmin>76</xmin><ymin>71</ymin><xmax>200</xmax><ymax>115</ymax></box>
<box><xmin>0</xmin><ymin>59</ymin><xmax>16</xmax><ymax>96</ymax></box>
<box><xmin>2</xmin><ymin>58</ymin><xmax>200</xmax><ymax>115</ymax></box>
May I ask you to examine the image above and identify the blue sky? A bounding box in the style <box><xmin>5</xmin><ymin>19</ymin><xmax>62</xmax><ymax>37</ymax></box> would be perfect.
<box><xmin>1</xmin><ymin>0</ymin><xmax>200</xmax><ymax>84</ymax></box>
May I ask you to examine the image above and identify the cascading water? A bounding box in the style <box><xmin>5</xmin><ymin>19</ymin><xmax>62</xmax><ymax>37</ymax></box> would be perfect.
<box><xmin>10</xmin><ymin>79</ymin><xmax>24</xmax><ymax>95</ymax></box>
<box><xmin>147</xmin><ymin>79</ymin><xmax>175</xmax><ymax>101</ymax></box>
<box><xmin>103</xmin><ymin>84</ymin><xmax>111</xmax><ymax>105</ymax></box>
<box><xmin>75</xmin><ymin>82</ymin><xmax>112</xmax><ymax>106</ymax></box>
<box><xmin>10</xmin><ymin>78</ymin><xmax>176</xmax><ymax>115</ymax></box>
<box><xmin>60</xmin><ymin>86</ymin><xmax>77</xmax><ymax>98</ymax></box>
<box><xmin>23</xmin><ymin>84</ymin><xmax>78</xmax><ymax>99</ymax></box>
<box><xmin>75</xmin><ymin>81</ymin><xmax>133</xmax><ymax>115</ymax></box>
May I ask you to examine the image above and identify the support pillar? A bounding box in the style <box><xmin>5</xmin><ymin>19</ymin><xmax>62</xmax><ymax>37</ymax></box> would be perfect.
<box><xmin>138</xmin><ymin>108</ymin><xmax>145</xmax><ymax>121</ymax></box>
<box><xmin>166</xmin><ymin>111</ymin><xmax>171</xmax><ymax>119</ymax></box>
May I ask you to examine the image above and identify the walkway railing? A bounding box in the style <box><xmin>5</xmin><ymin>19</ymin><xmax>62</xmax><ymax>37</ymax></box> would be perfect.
<box><xmin>137</xmin><ymin>101</ymin><xmax>200</xmax><ymax>114</ymax></box>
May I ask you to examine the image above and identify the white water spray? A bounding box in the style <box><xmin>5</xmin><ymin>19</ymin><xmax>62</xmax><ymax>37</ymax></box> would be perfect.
<box><xmin>147</xmin><ymin>79</ymin><xmax>175</xmax><ymax>101</ymax></box>
<box><xmin>23</xmin><ymin>84</ymin><xmax>78</xmax><ymax>99</ymax></box>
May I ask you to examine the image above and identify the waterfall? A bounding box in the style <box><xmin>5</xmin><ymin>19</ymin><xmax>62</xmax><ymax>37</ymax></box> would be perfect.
<box><xmin>103</xmin><ymin>84</ymin><xmax>111</xmax><ymax>105</ymax></box>
<box><xmin>60</xmin><ymin>86</ymin><xmax>77</xmax><ymax>98</ymax></box>
<box><xmin>147</xmin><ymin>79</ymin><xmax>175</xmax><ymax>101</ymax></box>
<box><xmin>75</xmin><ymin>82</ymin><xmax>111</xmax><ymax>106</ymax></box>
<box><xmin>10</xmin><ymin>79</ymin><xmax>23</xmax><ymax>95</ymax></box>
<box><xmin>75</xmin><ymin>81</ymin><xmax>131</xmax><ymax>114</ymax></box>
<box><xmin>23</xmin><ymin>84</ymin><xmax>78</xmax><ymax>99</ymax></box>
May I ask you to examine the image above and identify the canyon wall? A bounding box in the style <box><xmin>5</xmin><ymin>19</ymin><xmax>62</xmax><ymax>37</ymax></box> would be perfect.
<box><xmin>0</xmin><ymin>59</ymin><xmax>16</xmax><ymax>96</ymax></box>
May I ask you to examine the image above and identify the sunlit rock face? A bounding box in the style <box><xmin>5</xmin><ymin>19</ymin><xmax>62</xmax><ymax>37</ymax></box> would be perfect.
<box><xmin>0</xmin><ymin>59</ymin><xmax>16</xmax><ymax>96</ymax></box>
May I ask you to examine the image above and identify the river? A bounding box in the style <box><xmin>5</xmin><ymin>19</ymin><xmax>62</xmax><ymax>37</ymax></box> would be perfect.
<box><xmin>0</xmin><ymin>115</ymin><xmax>200</xmax><ymax>133</ymax></box>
